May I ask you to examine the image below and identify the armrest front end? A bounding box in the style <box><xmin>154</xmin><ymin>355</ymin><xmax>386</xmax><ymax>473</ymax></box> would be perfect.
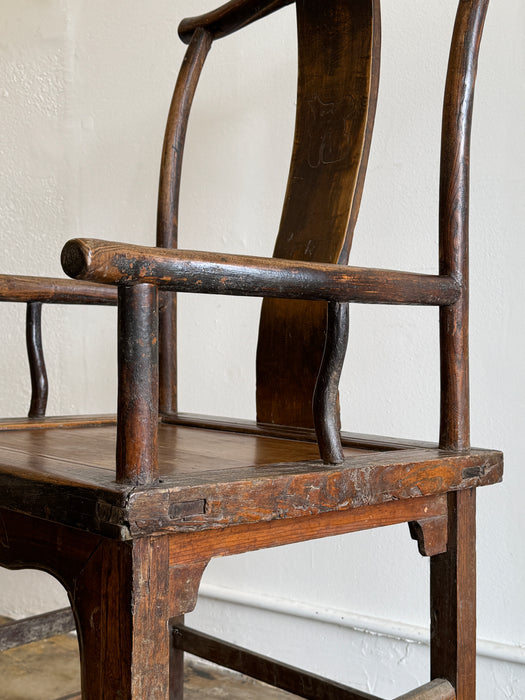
<box><xmin>61</xmin><ymin>238</ymin><xmax>460</xmax><ymax>307</ymax></box>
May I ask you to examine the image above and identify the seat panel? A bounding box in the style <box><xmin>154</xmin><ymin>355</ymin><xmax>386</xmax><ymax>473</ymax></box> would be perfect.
<box><xmin>0</xmin><ymin>423</ymin><xmax>367</xmax><ymax>482</ymax></box>
<box><xmin>0</xmin><ymin>422</ymin><xmax>502</xmax><ymax>540</ymax></box>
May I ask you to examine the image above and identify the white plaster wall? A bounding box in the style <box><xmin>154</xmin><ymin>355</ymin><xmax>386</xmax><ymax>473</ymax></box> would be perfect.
<box><xmin>0</xmin><ymin>1</ymin><xmax>523</xmax><ymax>697</ymax></box>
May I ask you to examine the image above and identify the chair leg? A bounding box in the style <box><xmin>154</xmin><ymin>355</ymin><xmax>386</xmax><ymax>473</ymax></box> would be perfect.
<box><xmin>170</xmin><ymin>616</ymin><xmax>185</xmax><ymax>699</ymax></box>
<box><xmin>70</xmin><ymin>535</ymin><xmax>172</xmax><ymax>699</ymax></box>
<box><xmin>430</xmin><ymin>489</ymin><xmax>476</xmax><ymax>700</ymax></box>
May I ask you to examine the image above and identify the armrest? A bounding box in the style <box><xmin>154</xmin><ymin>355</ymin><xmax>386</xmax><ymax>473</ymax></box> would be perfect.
<box><xmin>0</xmin><ymin>274</ymin><xmax>116</xmax><ymax>420</ymax></box>
<box><xmin>61</xmin><ymin>238</ymin><xmax>460</xmax><ymax>307</ymax></box>
<box><xmin>178</xmin><ymin>0</ymin><xmax>294</xmax><ymax>44</ymax></box>
<box><xmin>0</xmin><ymin>274</ymin><xmax>117</xmax><ymax>305</ymax></box>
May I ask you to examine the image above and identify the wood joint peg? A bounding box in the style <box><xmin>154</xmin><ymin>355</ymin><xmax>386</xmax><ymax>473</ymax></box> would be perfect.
<box><xmin>408</xmin><ymin>515</ymin><xmax>448</xmax><ymax>557</ymax></box>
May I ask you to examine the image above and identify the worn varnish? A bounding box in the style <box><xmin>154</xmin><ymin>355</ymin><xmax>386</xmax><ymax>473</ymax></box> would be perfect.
<box><xmin>62</xmin><ymin>238</ymin><xmax>461</xmax><ymax>307</ymax></box>
<box><xmin>0</xmin><ymin>422</ymin><xmax>502</xmax><ymax>540</ymax></box>
<box><xmin>0</xmin><ymin>0</ymin><xmax>500</xmax><ymax>698</ymax></box>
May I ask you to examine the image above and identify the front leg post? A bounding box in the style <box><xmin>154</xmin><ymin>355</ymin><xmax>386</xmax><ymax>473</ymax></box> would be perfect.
<box><xmin>71</xmin><ymin>535</ymin><xmax>172</xmax><ymax>699</ymax></box>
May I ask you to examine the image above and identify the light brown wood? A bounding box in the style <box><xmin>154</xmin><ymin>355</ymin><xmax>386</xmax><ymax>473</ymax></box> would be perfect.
<box><xmin>0</xmin><ymin>414</ymin><xmax>116</xmax><ymax>431</ymax></box>
<box><xmin>162</xmin><ymin>412</ymin><xmax>439</xmax><ymax>451</ymax></box>
<box><xmin>394</xmin><ymin>679</ymin><xmax>455</xmax><ymax>700</ymax></box>
<box><xmin>409</xmin><ymin>516</ymin><xmax>449</xmax><ymax>557</ymax></box>
<box><xmin>0</xmin><ymin>423</ymin><xmax>502</xmax><ymax>533</ymax></box>
<box><xmin>168</xmin><ymin>496</ymin><xmax>449</xmax><ymax>567</ymax></box>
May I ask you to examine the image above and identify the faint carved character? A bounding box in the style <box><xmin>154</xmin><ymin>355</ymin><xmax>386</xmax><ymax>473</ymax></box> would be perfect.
<box><xmin>306</xmin><ymin>95</ymin><xmax>356</xmax><ymax>168</ymax></box>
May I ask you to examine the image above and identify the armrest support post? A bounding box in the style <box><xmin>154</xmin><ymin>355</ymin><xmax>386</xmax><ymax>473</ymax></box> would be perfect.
<box><xmin>26</xmin><ymin>302</ymin><xmax>48</xmax><ymax>418</ymax></box>
<box><xmin>116</xmin><ymin>284</ymin><xmax>159</xmax><ymax>485</ymax></box>
<box><xmin>313</xmin><ymin>302</ymin><xmax>349</xmax><ymax>464</ymax></box>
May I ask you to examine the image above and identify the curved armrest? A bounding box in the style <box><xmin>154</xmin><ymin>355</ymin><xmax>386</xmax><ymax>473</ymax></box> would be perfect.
<box><xmin>61</xmin><ymin>238</ymin><xmax>460</xmax><ymax>307</ymax></box>
<box><xmin>0</xmin><ymin>274</ymin><xmax>117</xmax><ymax>305</ymax></box>
<box><xmin>178</xmin><ymin>0</ymin><xmax>293</xmax><ymax>44</ymax></box>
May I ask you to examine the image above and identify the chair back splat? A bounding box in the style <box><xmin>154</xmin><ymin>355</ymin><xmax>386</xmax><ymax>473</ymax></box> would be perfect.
<box><xmin>157</xmin><ymin>0</ymin><xmax>381</xmax><ymax>431</ymax></box>
<box><xmin>257</xmin><ymin>0</ymin><xmax>381</xmax><ymax>429</ymax></box>
<box><xmin>0</xmin><ymin>1</ymin><xmax>504</xmax><ymax>698</ymax></box>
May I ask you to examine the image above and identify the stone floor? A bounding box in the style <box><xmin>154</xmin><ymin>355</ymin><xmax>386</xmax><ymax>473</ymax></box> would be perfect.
<box><xmin>0</xmin><ymin>617</ymin><xmax>295</xmax><ymax>699</ymax></box>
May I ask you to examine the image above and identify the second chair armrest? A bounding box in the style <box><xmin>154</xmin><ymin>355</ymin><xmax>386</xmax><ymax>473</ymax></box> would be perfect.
<box><xmin>61</xmin><ymin>238</ymin><xmax>460</xmax><ymax>307</ymax></box>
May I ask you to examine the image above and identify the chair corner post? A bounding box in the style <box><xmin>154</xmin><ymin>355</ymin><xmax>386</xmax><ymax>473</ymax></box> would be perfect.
<box><xmin>117</xmin><ymin>283</ymin><xmax>159</xmax><ymax>485</ymax></box>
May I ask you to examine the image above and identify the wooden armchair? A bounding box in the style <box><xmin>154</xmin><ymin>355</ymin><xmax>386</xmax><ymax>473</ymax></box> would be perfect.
<box><xmin>0</xmin><ymin>1</ymin><xmax>502</xmax><ymax>698</ymax></box>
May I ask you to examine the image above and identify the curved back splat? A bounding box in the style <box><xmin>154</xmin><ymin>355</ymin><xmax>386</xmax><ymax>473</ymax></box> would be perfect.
<box><xmin>256</xmin><ymin>0</ymin><xmax>381</xmax><ymax>428</ymax></box>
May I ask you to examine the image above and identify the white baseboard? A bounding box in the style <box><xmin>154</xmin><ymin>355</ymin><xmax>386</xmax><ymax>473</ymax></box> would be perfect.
<box><xmin>198</xmin><ymin>583</ymin><xmax>525</xmax><ymax>667</ymax></box>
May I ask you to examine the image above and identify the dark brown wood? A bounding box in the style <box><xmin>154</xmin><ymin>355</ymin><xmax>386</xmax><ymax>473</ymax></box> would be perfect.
<box><xmin>0</xmin><ymin>274</ymin><xmax>117</xmax><ymax>305</ymax></box>
<box><xmin>0</xmin><ymin>607</ymin><xmax>74</xmax><ymax>652</ymax></box>
<box><xmin>169</xmin><ymin>615</ymin><xmax>185</xmax><ymax>700</ymax></box>
<box><xmin>0</xmin><ymin>1</ymin><xmax>500</xmax><ymax>698</ymax></box>
<box><xmin>394</xmin><ymin>679</ymin><xmax>455</xmax><ymax>700</ymax></box>
<box><xmin>26</xmin><ymin>302</ymin><xmax>48</xmax><ymax>418</ymax></box>
<box><xmin>71</xmin><ymin>535</ymin><xmax>172</xmax><ymax>699</ymax></box>
<box><xmin>156</xmin><ymin>29</ymin><xmax>212</xmax><ymax>253</ymax></box>
<box><xmin>178</xmin><ymin>0</ymin><xmax>293</xmax><ymax>43</ymax></box>
<box><xmin>409</xmin><ymin>516</ymin><xmax>448</xmax><ymax>557</ymax></box>
<box><xmin>61</xmin><ymin>238</ymin><xmax>460</xmax><ymax>307</ymax></box>
<box><xmin>172</xmin><ymin>623</ymin><xmax>379</xmax><ymax>700</ymax></box>
<box><xmin>256</xmin><ymin>0</ymin><xmax>381</xmax><ymax>429</ymax></box>
<box><xmin>313</xmin><ymin>302</ymin><xmax>348</xmax><ymax>464</ymax></box>
<box><xmin>439</xmin><ymin>0</ymin><xmax>489</xmax><ymax>451</ymax></box>
<box><xmin>157</xmin><ymin>27</ymin><xmax>212</xmax><ymax>416</ymax></box>
<box><xmin>0</xmin><ymin>414</ymin><xmax>116</xmax><ymax>431</ymax></box>
<box><xmin>431</xmin><ymin>489</ymin><xmax>476</xmax><ymax>699</ymax></box>
<box><xmin>162</xmin><ymin>412</ymin><xmax>439</xmax><ymax>451</ymax></box>
<box><xmin>117</xmin><ymin>284</ymin><xmax>159</xmax><ymax>485</ymax></box>
<box><xmin>0</xmin><ymin>508</ymin><xmax>200</xmax><ymax>700</ymax></box>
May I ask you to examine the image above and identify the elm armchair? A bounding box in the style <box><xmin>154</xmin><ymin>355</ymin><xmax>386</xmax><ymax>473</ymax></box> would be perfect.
<box><xmin>0</xmin><ymin>1</ymin><xmax>501</xmax><ymax>698</ymax></box>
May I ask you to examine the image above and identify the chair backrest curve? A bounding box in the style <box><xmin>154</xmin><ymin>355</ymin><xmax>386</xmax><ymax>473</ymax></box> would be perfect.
<box><xmin>256</xmin><ymin>0</ymin><xmax>381</xmax><ymax>428</ymax></box>
<box><xmin>157</xmin><ymin>0</ymin><xmax>381</xmax><ymax>427</ymax></box>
